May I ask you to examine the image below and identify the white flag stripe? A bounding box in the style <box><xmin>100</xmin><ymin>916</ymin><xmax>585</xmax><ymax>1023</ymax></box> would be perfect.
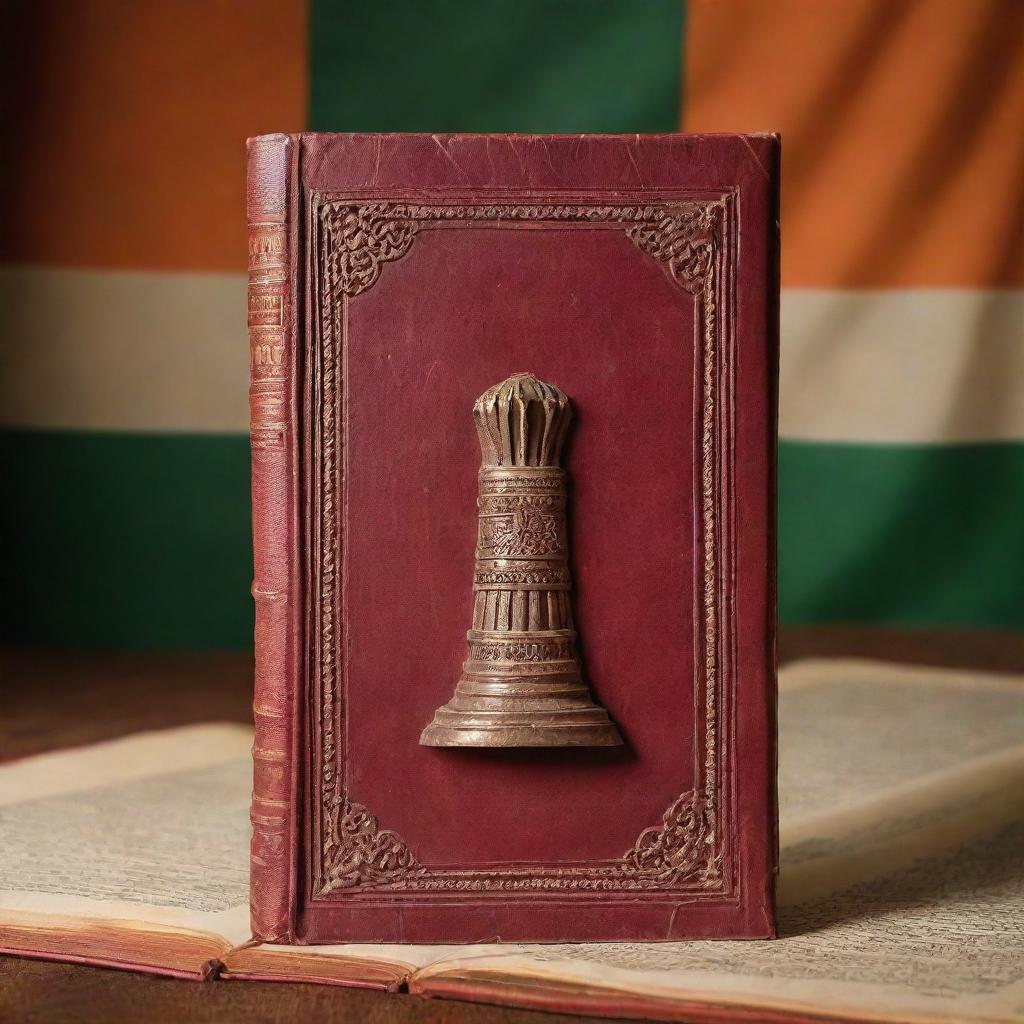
<box><xmin>0</xmin><ymin>267</ymin><xmax>249</xmax><ymax>433</ymax></box>
<box><xmin>781</xmin><ymin>289</ymin><xmax>1024</xmax><ymax>443</ymax></box>
<box><xmin>2</xmin><ymin>269</ymin><xmax>1021</xmax><ymax>441</ymax></box>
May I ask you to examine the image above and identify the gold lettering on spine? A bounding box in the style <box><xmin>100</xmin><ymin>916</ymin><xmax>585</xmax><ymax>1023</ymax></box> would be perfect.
<box><xmin>248</xmin><ymin>223</ymin><xmax>288</xmax><ymax>450</ymax></box>
<box><xmin>248</xmin><ymin>290</ymin><xmax>284</xmax><ymax>328</ymax></box>
<box><xmin>249</xmin><ymin>226</ymin><xmax>286</xmax><ymax>269</ymax></box>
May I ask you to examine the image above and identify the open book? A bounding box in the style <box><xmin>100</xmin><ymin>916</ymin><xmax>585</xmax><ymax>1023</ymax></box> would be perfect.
<box><xmin>2</xmin><ymin>659</ymin><xmax>1022</xmax><ymax>1022</ymax></box>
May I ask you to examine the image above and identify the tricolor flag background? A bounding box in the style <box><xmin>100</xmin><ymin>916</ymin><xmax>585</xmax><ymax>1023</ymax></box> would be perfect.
<box><xmin>2</xmin><ymin>1</ymin><xmax>1021</xmax><ymax>649</ymax></box>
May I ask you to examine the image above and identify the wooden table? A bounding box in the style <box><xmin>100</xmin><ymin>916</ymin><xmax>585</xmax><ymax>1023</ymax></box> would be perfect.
<box><xmin>2</xmin><ymin>627</ymin><xmax>1021</xmax><ymax>1022</ymax></box>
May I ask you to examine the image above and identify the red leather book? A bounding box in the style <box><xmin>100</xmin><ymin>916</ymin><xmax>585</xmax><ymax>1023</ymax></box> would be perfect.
<box><xmin>247</xmin><ymin>132</ymin><xmax>779</xmax><ymax>944</ymax></box>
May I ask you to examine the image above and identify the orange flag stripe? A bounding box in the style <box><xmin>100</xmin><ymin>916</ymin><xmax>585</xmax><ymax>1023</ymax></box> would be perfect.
<box><xmin>2</xmin><ymin>1</ymin><xmax>308</xmax><ymax>272</ymax></box>
<box><xmin>683</xmin><ymin>0</ymin><xmax>1024</xmax><ymax>288</ymax></box>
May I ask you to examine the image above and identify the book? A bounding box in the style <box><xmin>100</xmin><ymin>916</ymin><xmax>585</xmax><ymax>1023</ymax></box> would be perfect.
<box><xmin>246</xmin><ymin>132</ymin><xmax>781</xmax><ymax>943</ymax></box>
<box><xmin>1</xmin><ymin>659</ymin><xmax>1022</xmax><ymax>1023</ymax></box>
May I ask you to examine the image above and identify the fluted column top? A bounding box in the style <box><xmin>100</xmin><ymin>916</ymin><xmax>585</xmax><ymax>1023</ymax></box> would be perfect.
<box><xmin>473</xmin><ymin>373</ymin><xmax>572</xmax><ymax>468</ymax></box>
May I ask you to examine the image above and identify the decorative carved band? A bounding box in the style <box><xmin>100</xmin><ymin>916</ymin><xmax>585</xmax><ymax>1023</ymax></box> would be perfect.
<box><xmin>480</xmin><ymin>473</ymin><xmax>564</xmax><ymax>495</ymax></box>
<box><xmin>478</xmin><ymin>509</ymin><xmax>563</xmax><ymax>559</ymax></box>
<box><xmin>468</xmin><ymin>634</ymin><xmax>576</xmax><ymax>664</ymax></box>
<box><xmin>314</xmin><ymin>197</ymin><xmax>727</xmax><ymax>896</ymax></box>
<box><xmin>473</xmin><ymin>565</ymin><xmax>571</xmax><ymax>590</ymax></box>
<box><xmin>478</xmin><ymin>493</ymin><xmax>564</xmax><ymax>514</ymax></box>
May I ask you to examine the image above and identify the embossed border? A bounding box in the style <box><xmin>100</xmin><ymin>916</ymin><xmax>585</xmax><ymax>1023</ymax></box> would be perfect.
<box><xmin>308</xmin><ymin>195</ymin><xmax>734</xmax><ymax>899</ymax></box>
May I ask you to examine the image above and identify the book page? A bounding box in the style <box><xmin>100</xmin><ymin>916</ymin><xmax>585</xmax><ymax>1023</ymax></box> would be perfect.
<box><xmin>417</xmin><ymin>829</ymin><xmax>1022</xmax><ymax>1023</ymax></box>
<box><xmin>6</xmin><ymin>658</ymin><xmax>1021</xmax><ymax>1015</ymax></box>
<box><xmin>779</xmin><ymin>659</ymin><xmax>1024</xmax><ymax>900</ymax></box>
<box><xmin>424</xmin><ymin>771</ymin><xmax>1022</xmax><ymax>1022</ymax></box>
<box><xmin>404</xmin><ymin>661</ymin><xmax>1024</xmax><ymax>1022</ymax></box>
<box><xmin>0</xmin><ymin>724</ymin><xmax>253</xmax><ymax>947</ymax></box>
<box><xmin>779</xmin><ymin>658</ymin><xmax>1024</xmax><ymax>822</ymax></box>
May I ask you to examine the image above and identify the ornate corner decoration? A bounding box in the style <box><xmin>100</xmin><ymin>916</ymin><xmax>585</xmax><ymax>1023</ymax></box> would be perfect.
<box><xmin>626</xmin><ymin>204</ymin><xmax>717</xmax><ymax>295</ymax></box>
<box><xmin>321</xmin><ymin>794</ymin><xmax>423</xmax><ymax>891</ymax></box>
<box><xmin>313</xmin><ymin>198</ymin><xmax>728</xmax><ymax>897</ymax></box>
<box><xmin>326</xmin><ymin>204</ymin><xmax>420</xmax><ymax>297</ymax></box>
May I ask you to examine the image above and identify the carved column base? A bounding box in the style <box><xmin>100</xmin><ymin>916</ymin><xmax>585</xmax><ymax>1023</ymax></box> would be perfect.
<box><xmin>420</xmin><ymin>629</ymin><xmax>622</xmax><ymax>748</ymax></box>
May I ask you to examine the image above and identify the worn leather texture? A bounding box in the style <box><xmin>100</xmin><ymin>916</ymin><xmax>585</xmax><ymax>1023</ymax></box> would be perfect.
<box><xmin>247</xmin><ymin>133</ymin><xmax>779</xmax><ymax>943</ymax></box>
<box><xmin>247</xmin><ymin>134</ymin><xmax>301</xmax><ymax>943</ymax></box>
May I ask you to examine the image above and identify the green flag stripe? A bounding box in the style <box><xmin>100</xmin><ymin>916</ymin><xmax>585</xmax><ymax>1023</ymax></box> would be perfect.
<box><xmin>4</xmin><ymin>431</ymin><xmax>1022</xmax><ymax>649</ymax></box>
<box><xmin>2</xmin><ymin>431</ymin><xmax>253</xmax><ymax>650</ymax></box>
<box><xmin>309</xmin><ymin>0</ymin><xmax>685</xmax><ymax>133</ymax></box>
<box><xmin>780</xmin><ymin>441</ymin><xmax>1024</xmax><ymax>627</ymax></box>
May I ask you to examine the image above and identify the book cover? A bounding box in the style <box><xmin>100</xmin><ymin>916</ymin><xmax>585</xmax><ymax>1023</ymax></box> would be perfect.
<box><xmin>247</xmin><ymin>132</ymin><xmax>780</xmax><ymax>943</ymax></box>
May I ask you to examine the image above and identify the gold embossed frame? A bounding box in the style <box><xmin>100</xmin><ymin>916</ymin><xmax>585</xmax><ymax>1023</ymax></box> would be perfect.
<box><xmin>307</xmin><ymin>193</ymin><xmax>737</xmax><ymax>900</ymax></box>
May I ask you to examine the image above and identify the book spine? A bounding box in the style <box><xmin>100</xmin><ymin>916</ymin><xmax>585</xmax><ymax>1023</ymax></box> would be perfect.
<box><xmin>247</xmin><ymin>133</ymin><xmax>298</xmax><ymax>943</ymax></box>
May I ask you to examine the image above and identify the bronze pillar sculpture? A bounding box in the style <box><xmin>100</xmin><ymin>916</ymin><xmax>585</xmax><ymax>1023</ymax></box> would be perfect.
<box><xmin>421</xmin><ymin>373</ymin><xmax>622</xmax><ymax>748</ymax></box>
